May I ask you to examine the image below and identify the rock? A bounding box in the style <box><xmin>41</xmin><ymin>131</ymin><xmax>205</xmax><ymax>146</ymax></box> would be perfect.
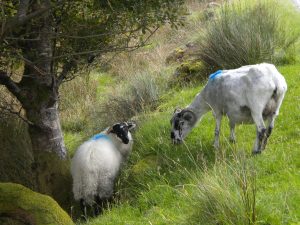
<box><xmin>174</xmin><ymin>60</ymin><xmax>206</xmax><ymax>82</ymax></box>
<box><xmin>0</xmin><ymin>183</ymin><xmax>74</xmax><ymax>225</ymax></box>
<box><xmin>166</xmin><ymin>48</ymin><xmax>185</xmax><ymax>64</ymax></box>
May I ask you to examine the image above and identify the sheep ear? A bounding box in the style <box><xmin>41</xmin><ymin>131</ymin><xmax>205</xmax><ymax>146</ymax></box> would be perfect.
<box><xmin>127</xmin><ymin>122</ymin><xmax>136</xmax><ymax>130</ymax></box>
<box><xmin>182</xmin><ymin>110</ymin><xmax>196</xmax><ymax>124</ymax></box>
<box><xmin>174</xmin><ymin>108</ymin><xmax>182</xmax><ymax>114</ymax></box>
<box><xmin>107</xmin><ymin>126</ymin><xmax>113</xmax><ymax>133</ymax></box>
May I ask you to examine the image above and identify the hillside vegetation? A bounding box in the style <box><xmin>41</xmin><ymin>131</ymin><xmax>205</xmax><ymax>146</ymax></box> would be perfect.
<box><xmin>57</xmin><ymin>0</ymin><xmax>300</xmax><ymax>224</ymax></box>
<box><xmin>0</xmin><ymin>0</ymin><xmax>298</xmax><ymax>224</ymax></box>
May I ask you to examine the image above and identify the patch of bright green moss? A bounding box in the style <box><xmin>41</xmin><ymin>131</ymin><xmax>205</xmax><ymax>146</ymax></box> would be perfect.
<box><xmin>0</xmin><ymin>183</ymin><xmax>74</xmax><ymax>225</ymax></box>
<box><xmin>174</xmin><ymin>60</ymin><xmax>206</xmax><ymax>83</ymax></box>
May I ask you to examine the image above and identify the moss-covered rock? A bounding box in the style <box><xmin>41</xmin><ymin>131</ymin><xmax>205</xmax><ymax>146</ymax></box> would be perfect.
<box><xmin>166</xmin><ymin>47</ymin><xmax>185</xmax><ymax>64</ymax></box>
<box><xmin>0</xmin><ymin>182</ymin><xmax>74</xmax><ymax>225</ymax></box>
<box><xmin>174</xmin><ymin>60</ymin><xmax>206</xmax><ymax>82</ymax></box>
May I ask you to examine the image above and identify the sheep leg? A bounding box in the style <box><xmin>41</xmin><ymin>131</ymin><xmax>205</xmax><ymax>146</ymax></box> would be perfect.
<box><xmin>213</xmin><ymin>114</ymin><xmax>222</xmax><ymax>149</ymax></box>
<box><xmin>261</xmin><ymin>113</ymin><xmax>275</xmax><ymax>150</ymax></box>
<box><xmin>252</xmin><ymin>112</ymin><xmax>266</xmax><ymax>154</ymax></box>
<box><xmin>80</xmin><ymin>198</ymin><xmax>87</xmax><ymax>220</ymax></box>
<box><xmin>94</xmin><ymin>195</ymin><xmax>103</xmax><ymax>216</ymax></box>
<box><xmin>229</xmin><ymin>122</ymin><xmax>236</xmax><ymax>143</ymax></box>
<box><xmin>261</xmin><ymin>92</ymin><xmax>285</xmax><ymax>150</ymax></box>
<box><xmin>94</xmin><ymin>196</ymin><xmax>113</xmax><ymax>216</ymax></box>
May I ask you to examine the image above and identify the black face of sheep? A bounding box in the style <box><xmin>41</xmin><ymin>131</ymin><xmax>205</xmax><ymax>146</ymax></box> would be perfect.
<box><xmin>110</xmin><ymin>122</ymin><xmax>136</xmax><ymax>144</ymax></box>
<box><xmin>170</xmin><ymin>109</ymin><xmax>197</xmax><ymax>144</ymax></box>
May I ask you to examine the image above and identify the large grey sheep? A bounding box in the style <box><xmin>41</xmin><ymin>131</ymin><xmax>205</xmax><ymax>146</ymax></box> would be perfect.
<box><xmin>170</xmin><ymin>63</ymin><xmax>287</xmax><ymax>154</ymax></box>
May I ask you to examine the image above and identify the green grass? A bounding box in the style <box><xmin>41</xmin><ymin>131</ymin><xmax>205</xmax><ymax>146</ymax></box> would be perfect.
<box><xmin>76</xmin><ymin>64</ymin><xmax>300</xmax><ymax>225</ymax></box>
<box><xmin>62</xmin><ymin>1</ymin><xmax>300</xmax><ymax>224</ymax></box>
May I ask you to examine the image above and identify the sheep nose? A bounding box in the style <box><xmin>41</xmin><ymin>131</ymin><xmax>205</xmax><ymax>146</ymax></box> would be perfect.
<box><xmin>171</xmin><ymin>131</ymin><xmax>175</xmax><ymax>139</ymax></box>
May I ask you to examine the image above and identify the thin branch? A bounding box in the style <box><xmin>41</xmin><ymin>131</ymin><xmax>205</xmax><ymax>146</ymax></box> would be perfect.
<box><xmin>51</xmin><ymin>38</ymin><xmax>155</xmax><ymax>60</ymax></box>
<box><xmin>0</xmin><ymin>71</ymin><xmax>22</xmax><ymax>100</ymax></box>
<box><xmin>1</xmin><ymin>1</ymin><xmax>64</xmax><ymax>41</ymax></box>
<box><xmin>0</xmin><ymin>105</ymin><xmax>33</xmax><ymax>125</ymax></box>
<box><xmin>57</xmin><ymin>59</ymin><xmax>77</xmax><ymax>86</ymax></box>
<box><xmin>1</xmin><ymin>7</ymin><xmax>50</xmax><ymax>41</ymax></box>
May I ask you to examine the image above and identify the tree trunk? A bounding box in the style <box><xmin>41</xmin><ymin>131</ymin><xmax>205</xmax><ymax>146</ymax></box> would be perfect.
<box><xmin>27</xmin><ymin>103</ymin><xmax>66</xmax><ymax>159</ymax></box>
<box><xmin>11</xmin><ymin>0</ymin><xmax>72</xmax><ymax>205</ymax></box>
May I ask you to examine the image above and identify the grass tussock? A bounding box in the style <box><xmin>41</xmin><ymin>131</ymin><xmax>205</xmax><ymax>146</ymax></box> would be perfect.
<box><xmin>93</xmin><ymin>72</ymin><xmax>161</xmax><ymax>127</ymax></box>
<box><xmin>189</xmin><ymin>153</ymin><xmax>257</xmax><ymax>225</ymax></box>
<box><xmin>197</xmin><ymin>0</ymin><xmax>300</xmax><ymax>70</ymax></box>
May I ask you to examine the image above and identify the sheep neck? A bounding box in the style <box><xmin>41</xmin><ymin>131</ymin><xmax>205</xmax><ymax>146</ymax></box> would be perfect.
<box><xmin>186</xmin><ymin>90</ymin><xmax>211</xmax><ymax>122</ymax></box>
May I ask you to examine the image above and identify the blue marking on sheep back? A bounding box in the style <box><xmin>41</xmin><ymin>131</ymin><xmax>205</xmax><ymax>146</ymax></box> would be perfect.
<box><xmin>209</xmin><ymin>70</ymin><xmax>223</xmax><ymax>80</ymax></box>
<box><xmin>91</xmin><ymin>133</ymin><xmax>110</xmax><ymax>141</ymax></box>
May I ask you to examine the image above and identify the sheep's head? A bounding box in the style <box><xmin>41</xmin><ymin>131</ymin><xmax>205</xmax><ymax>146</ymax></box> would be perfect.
<box><xmin>170</xmin><ymin>108</ymin><xmax>196</xmax><ymax>144</ymax></box>
<box><xmin>110</xmin><ymin>122</ymin><xmax>136</xmax><ymax>144</ymax></box>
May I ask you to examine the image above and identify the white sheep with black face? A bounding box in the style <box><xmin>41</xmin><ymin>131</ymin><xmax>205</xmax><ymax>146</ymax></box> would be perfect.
<box><xmin>71</xmin><ymin>122</ymin><xmax>136</xmax><ymax>218</ymax></box>
<box><xmin>170</xmin><ymin>63</ymin><xmax>287</xmax><ymax>154</ymax></box>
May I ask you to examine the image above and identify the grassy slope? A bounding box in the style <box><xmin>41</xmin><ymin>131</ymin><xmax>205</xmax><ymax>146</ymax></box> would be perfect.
<box><xmin>66</xmin><ymin>1</ymin><xmax>300</xmax><ymax>224</ymax></box>
<box><xmin>80</xmin><ymin>65</ymin><xmax>300</xmax><ymax>225</ymax></box>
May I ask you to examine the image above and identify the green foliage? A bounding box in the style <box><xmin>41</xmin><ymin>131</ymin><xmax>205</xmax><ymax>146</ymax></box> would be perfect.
<box><xmin>196</xmin><ymin>0</ymin><xmax>300</xmax><ymax>70</ymax></box>
<box><xmin>49</xmin><ymin>0</ymin><xmax>186</xmax><ymax>73</ymax></box>
<box><xmin>83</xmin><ymin>63</ymin><xmax>300</xmax><ymax>225</ymax></box>
<box><xmin>61</xmin><ymin>1</ymin><xmax>300</xmax><ymax>224</ymax></box>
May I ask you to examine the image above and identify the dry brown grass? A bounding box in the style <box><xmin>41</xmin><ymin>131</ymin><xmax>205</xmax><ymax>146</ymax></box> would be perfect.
<box><xmin>106</xmin><ymin>0</ymin><xmax>210</xmax><ymax>78</ymax></box>
<box><xmin>59</xmin><ymin>73</ymin><xmax>99</xmax><ymax>132</ymax></box>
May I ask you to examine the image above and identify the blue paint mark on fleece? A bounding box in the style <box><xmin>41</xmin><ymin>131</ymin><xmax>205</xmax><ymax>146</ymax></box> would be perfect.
<box><xmin>209</xmin><ymin>70</ymin><xmax>223</xmax><ymax>80</ymax></box>
<box><xmin>91</xmin><ymin>133</ymin><xmax>110</xmax><ymax>141</ymax></box>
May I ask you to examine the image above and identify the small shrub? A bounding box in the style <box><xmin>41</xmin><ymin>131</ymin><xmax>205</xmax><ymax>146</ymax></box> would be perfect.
<box><xmin>197</xmin><ymin>0</ymin><xmax>300</xmax><ymax>71</ymax></box>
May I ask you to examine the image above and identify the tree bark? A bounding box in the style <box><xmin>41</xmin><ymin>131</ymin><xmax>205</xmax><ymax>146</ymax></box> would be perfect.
<box><xmin>9</xmin><ymin>0</ymin><xmax>70</xmax><ymax>201</ymax></box>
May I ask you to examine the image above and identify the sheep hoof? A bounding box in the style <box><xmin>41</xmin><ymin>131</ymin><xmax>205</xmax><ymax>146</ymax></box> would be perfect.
<box><xmin>81</xmin><ymin>215</ymin><xmax>87</xmax><ymax>221</ymax></box>
<box><xmin>213</xmin><ymin>143</ymin><xmax>220</xmax><ymax>149</ymax></box>
<box><xmin>229</xmin><ymin>138</ymin><xmax>236</xmax><ymax>143</ymax></box>
<box><xmin>252</xmin><ymin>150</ymin><xmax>261</xmax><ymax>155</ymax></box>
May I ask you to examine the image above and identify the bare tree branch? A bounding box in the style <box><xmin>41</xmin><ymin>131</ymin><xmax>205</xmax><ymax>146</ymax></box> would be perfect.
<box><xmin>0</xmin><ymin>105</ymin><xmax>33</xmax><ymax>125</ymax></box>
<box><xmin>57</xmin><ymin>59</ymin><xmax>77</xmax><ymax>86</ymax></box>
<box><xmin>0</xmin><ymin>71</ymin><xmax>22</xmax><ymax>100</ymax></box>
<box><xmin>1</xmin><ymin>1</ymin><xmax>65</xmax><ymax>41</ymax></box>
<box><xmin>1</xmin><ymin>7</ymin><xmax>50</xmax><ymax>41</ymax></box>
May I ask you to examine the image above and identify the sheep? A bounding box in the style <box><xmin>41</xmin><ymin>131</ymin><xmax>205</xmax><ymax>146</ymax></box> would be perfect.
<box><xmin>170</xmin><ymin>63</ymin><xmax>287</xmax><ymax>154</ymax></box>
<box><xmin>71</xmin><ymin>122</ymin><xmax>136</xmax><ymax>218</ymax></box>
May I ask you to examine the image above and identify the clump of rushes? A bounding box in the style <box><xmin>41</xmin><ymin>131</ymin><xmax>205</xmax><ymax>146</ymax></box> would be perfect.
<box><xmin>189</xmin><ymin>152</ymin><xmax>257</xmax><ymax>225</ymax></box>
<box><xmin>197</xmin><ymin>0</ymin><xmax>300</xmax><ymax>71</ymax></box>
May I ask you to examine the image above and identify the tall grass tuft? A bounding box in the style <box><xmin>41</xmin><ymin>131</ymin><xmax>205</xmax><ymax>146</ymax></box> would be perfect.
<box><xmin>189</xmin><ymin>152</ymin><xmax>257</xmax><ymax>225</ymax></box>
<box><xmin>197</xmin><ymin>0</ymin><xmax>300</xmax><ymax>70</ymax></box>
<box><xmin>59</xmin><ymin>73</ymin><xmax>99</xmax><ymax>132</ymax></box>
<box><xmin>93</xmin><ymin>72</ymin><xmax>161</xmax><ymax>127</ymax></box>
